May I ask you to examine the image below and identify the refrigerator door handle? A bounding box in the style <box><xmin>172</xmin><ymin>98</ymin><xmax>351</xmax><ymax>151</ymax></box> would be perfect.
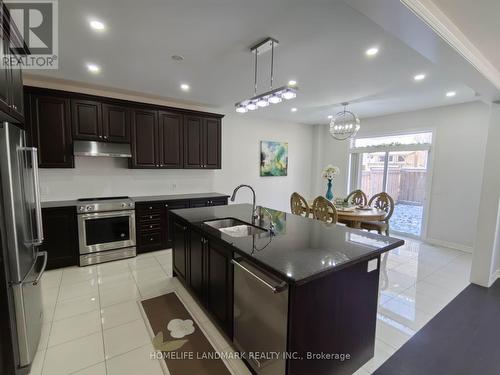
<box><xmin>21</xmin><ymin>147</ymin><xmax>44</xmax><ymax>246</ymax></box>
<box><xmin>31</xmin><ymin>251</ymin><xmax>48</xmax><ymax>286</ymax></box>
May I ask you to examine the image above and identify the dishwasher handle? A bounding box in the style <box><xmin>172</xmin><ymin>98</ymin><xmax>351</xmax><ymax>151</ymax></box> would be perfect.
<box><xmin>231</xmin><ymin>259</ymin><xmax>287</xmax><ymax>294</ymax></box>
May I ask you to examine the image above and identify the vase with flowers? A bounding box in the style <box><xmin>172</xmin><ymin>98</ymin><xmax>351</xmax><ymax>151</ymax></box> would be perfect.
<box><xmin>321</xmin><ymin>165</ymin><xmax>340</xmax><ymax>201</ymax></box>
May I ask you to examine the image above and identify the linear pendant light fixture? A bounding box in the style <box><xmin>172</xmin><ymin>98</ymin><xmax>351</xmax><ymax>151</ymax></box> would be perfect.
<box><xmin>235</xmin><ymin>37</ymin><xmax>298</xmax><ymax>113</ymax></box>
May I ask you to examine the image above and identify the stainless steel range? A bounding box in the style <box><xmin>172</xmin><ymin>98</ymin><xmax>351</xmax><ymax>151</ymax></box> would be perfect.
<box><xmin>77</xmin><ymin>196</ymin><xmax>136</xmax><ymax>266</ymax></box>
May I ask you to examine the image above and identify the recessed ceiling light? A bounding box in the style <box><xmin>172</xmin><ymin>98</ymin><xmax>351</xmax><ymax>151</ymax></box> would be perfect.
<box><xmin>291</xmin><ymin>107</ymin><xmax>298</xmax><ymax>112</ymax></box>
<box><xmin>446</xmin><ymin>91</ymin><xmax>456</xmax><ymax>97</ymax></box>
<box><xmin>89</xmin><ymin>20</ymin><xmax>105</xmax><ymax>31</ymax></box>
<box><xmin>328</xmin><ymin>115</ymin><xmax>333</xmax><ymax>119</ymax></box>
<box><xmin>365</xmin><ymin>47</ymin><xmax>379</xmax><ymax>56</ymax></box>
<box><xmin>288</xmin><ymin>80</ymin><xmax>297</xmax><ymax>86</ymax></box>
<box><xmin>86</xmin><ymin>63</ymin><xmax>100</xmax><ymax>73</ymax></box>
<box><xmin>180</xmin><ymin>83</ymin><xmax>190</xmax><ymax>91</ymax></box>
<box><xmin>414</xmin><ymin>73</ymin><xmax>426</xmax><ymax>81</ymax></box>
<box><xmin>171</xmin><ymin>55</ymin><xmax>184</xmax><ymax>62</ymax></box>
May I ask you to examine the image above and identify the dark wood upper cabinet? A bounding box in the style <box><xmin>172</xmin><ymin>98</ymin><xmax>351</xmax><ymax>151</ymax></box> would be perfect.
<box><xmin>184</xmin><ymin>116</ymin><xmax>221</xmax><ymax>169</ymax></box>
<box><xmin>184</xmin><ymin>116</ymin><xmax>204</xmax><ymax>168</ymax></box>
<box><xmin>158</xmin><ymin>111</ymin><xmax>183</xmax><ymax>168</ymax></box>
<box><xmin>204</xmin><ymin>118</ymin><xmax>221</xmax><ymax>169</ymax></box>
<box><xmin>71</xmin><ymin>99</ymin><xmax>102</xmax><ymax>141</ymax></box>
<box><xmin>0</xmin><ymin>35</ymin><xmax>9</xmax><ymax>109</ymax></box>
<box><xmin>103</xmin><ymin>104</ymin><xmax>130</xmax><ymax>143</ymax></box>
<box><xmin>23</xmin><ymin>86</ymin><xmax>223</xmax><ymax>169</ymax></box>
<box><xmin>0</xmin><ymin>17</ymin><xmax>26</xmax><ymax>125</ymax></box>
<box><xmin>130</xmin><ymin>108</ymin><xmax>158</xmax><ymax>168</ymax></box>
<box><xmin>28</xmin><ymin>93</ymin><xmax>74</xmax><ymax>168</ymax></box>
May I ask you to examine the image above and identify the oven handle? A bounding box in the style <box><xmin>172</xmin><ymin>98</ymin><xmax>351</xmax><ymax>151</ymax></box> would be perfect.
<box><xmin>79</xmin><ymin>210</ymin><xmax>135</xmax><ymax>220</ymax></box>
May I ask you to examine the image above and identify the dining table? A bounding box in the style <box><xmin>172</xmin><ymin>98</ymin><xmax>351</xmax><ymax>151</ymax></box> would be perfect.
<box><xmin>335</xmin><ymin>207</ymin><xmax>387</xmax><ymax>228</ymax></box>
<box><xmin>307</xmin><ymin>200</ymin><xmax>387</xmax><ymax>228</ymax></box>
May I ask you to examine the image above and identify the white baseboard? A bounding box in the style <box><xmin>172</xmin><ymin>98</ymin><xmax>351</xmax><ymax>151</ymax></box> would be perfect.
<box><xmin>488</xmin><ymin>269</ymin><xmax>500</xmax><ymax>287</ymax></box>
<box><xmin>425</xmin><ymin>237</ymin><xmax>473</xmax><ymax>253</ymax></box>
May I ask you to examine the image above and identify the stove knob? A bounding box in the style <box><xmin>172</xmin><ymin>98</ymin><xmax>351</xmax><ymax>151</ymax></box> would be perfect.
<box><xmin>121</xmin><ymin>203</ymin><xmax>127</xmax><ymax>208</ymax></box>
<box><xmin>86</xmin><ymin>205</ymin><xmax>93</xmax><ymax>211</ymax></box>
<box><xmin>79</xmin><ymin>206</ymin><xmax>85</xmax><ymax>212</ymax></box>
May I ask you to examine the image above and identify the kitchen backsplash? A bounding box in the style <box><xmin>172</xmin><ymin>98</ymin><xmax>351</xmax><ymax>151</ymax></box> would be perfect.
<box><xmin>39</xmin><ymin>157</ymin><xmax>217</xmax><ymax>201</ymax></box>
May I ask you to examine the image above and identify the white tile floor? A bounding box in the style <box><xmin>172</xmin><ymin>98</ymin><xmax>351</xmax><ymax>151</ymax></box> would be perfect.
<box><xmin>31</xmin><ymin>238</ymin><xmax>472</xmax><ymax>375</ymax></box>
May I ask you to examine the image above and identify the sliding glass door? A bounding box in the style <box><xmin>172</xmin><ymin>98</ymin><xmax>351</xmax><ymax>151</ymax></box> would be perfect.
<box><xmin>350</xmin><ymin>133</ymin><xmax>432</xmax><ymax>238</ymax></box>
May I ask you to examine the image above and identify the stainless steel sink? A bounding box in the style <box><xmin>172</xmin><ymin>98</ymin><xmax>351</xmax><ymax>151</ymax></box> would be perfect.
<box><xmin>203</xmin><ymin>218</ymin><xmax>268</xmax><ymax>237</ymax></box>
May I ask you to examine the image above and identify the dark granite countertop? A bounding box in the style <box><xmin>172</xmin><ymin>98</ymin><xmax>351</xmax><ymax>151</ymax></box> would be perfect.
<box><xmin>170</xmin><ymin>203</ymin><xmax>405</xmax><ymax>285</ymax></box>
<box><xmin>41</xmin><ymin>192</ymin><xmax>230</xmax><ymax>208</ymax></box>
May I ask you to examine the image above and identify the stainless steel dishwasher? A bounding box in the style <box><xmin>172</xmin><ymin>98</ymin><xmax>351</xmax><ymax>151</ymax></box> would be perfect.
<box><xmin>232</xmin><ymin>257</ymin><xmax>289</xmax><ymax>375</ymax></box>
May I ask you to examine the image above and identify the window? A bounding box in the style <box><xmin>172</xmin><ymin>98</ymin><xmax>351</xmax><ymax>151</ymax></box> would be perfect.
<box><xmin>349</xmin><ymin>132</ymin><xmax>432</xmax><ymax>237</ymax></box>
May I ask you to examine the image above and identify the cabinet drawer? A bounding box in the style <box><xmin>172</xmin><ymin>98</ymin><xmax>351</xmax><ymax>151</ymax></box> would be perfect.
<box><xmin>139</xmin><ymin>231</ymin><xmax>162</xmax><ymax>246</ymax></box>
<box><xmin>136</xmin><ymin>202</ymin><xmax>164</xmax><ymax>212</ymax></box>
<box><xmin>210</xmin><ymin>198</ymin><xmax>227</xmax><ymax>206</ymax></box>
<box><xmin>138</xmin><ymin>213</ymin><xmax>161</xmax><ymax>223</ymax></box>
<box><xmin>140</xmin><ymin>222</ymin><xmax>161</xmax><ymax>231</ymax></box>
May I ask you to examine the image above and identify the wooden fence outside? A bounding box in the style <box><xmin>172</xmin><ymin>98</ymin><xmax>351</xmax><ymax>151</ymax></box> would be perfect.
<box><xmin>361</xmin><ymin>168</ymin><xmax>426</xmax><ymax>204</ymax></box>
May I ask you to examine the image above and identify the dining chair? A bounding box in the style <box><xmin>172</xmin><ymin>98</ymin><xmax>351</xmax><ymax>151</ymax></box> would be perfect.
<box><xmin>290</xmin><ymin>192</ymin><xmax>311</xmax><ymax>217</ymax></box>
<box><xmin>346</xmin><ymin>189</ymin><xmax>368</xmax><ymax>206</ymax></box>
<box><xmin>311</xmin><ymin>196</ymin><xmax>338</xmax><ymax>224</ymax></box>
<box><xmin>360</xmin><ymin>192</ymin><xmax>395</xmax><ymax>235</ymax></box>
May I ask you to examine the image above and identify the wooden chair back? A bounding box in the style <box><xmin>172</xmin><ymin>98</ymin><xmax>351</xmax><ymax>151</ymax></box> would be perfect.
<box><xmin>290</xmin><ymin>192</ymin><xmax>310</xmax><ymax>217</ymax></box>
<box><xmin>346</xmin><ymin>189</ymin><xmax>368</xmax><ymax>206</ymax></box>
<box><xmin>311</xmin><ymin>196</ymin><xmax>338</xmax><ymax>224</ymax></box>
<box><xmin>368</xmin><ymin>192</ymin><xmax>395</xmax><ymax>222</ymax></box>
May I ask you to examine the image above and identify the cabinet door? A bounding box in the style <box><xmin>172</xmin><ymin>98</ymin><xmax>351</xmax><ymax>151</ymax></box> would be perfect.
<box><xmin>0</xmin><ymin>34</ymin><xmax>9</xmax><ymax>108</ymax></box>
<box><xmin>102</xmin><ymin>103</ymin><xmax>130</xmax><ymax>143</ymax></box>
<box><xmin>29</xmin><ymin>94</ymin><xmax>74</xmax><ymax>168</ymax></box>
<box><xmin>71</xmin><ymin>99</ymin><xmax>102</xmax><ymax>141</ymax></box>
<box><xmin>189</xmin><ymin>230</ymin><xmax>205</xmax><ymax>301</ymax></box>
<box><xmin>172</xmin><ymin>220</ymin><xmax>188</xmax><ymax>281</ymax></box>
<box><xmin>8</xmin><ymin>61</ymin><xmax>23</xmax><ymax>118</ymax></box>
<box><xmin>165</xmin><ymin>200</ymin><xmax>190</xmax><ymax>246</ymax></box>
<box><xmin>158</xmin><ymin>111</ymin><xmax>183</xmax><ymax>168</ymax></box>
<box><xmin>41</xmin><ymin>207</ymin><xmax>78</xmax><ymax>270</ymax></box>
<box><xmin>203</xmin><ymin>118</ymin><xmax>221</xmax><ymax>169</ymax></box>
<box><xmin>130</xmin><ymin>109</ymin><xmax>158</xmax><ymax>168</ymax></box>
<box><xmin>206</xmin><ymin>240</ymin><xmax>233</xmax><ymax>337</ymax></box>
<box><xmin>183</xmin><ymin>116</ymin><xmax>203</xmax><ymax>168</ymax></box>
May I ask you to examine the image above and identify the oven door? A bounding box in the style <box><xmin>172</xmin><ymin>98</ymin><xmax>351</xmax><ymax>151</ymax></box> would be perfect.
<box><xmin>78</xmin><ymin>210</ymin><xmax>136</xmax><ymax>254</ymax></box>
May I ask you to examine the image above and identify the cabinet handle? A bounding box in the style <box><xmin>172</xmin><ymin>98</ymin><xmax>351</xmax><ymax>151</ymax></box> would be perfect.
<box><xmin>150</xmin><ymin>216</ymin><xmax>153</xmax><ymax>219</ymax></box>
<box><xmin>150</xmin><ymin>225</ymin><xmax>153</xmax><ymax>228</ymax></box>
<box><xmin>149</xmin><ymin>207</ymin><xmax>153</xmax><ymax>210</ymax></box>
<box><xmin>104</xmin><ymin>135</ymin><xmax>108</xmax><ymax>139</ymax></box>
<box><xmin>150</xmin><ymin>237</ymin><xmax>154</xmax><ymax>241</ymax></box>
<box><xmin>165</xmin><ymin>204</ymin><xmax>169</xmax><ymax>207</ymax></box>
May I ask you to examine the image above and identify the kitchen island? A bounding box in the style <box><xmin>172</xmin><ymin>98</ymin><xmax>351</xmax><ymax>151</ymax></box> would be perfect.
<box><xmin>170</xmin><ymin>203</ymin><xmax>404</xmax><ymax>375</ymax></box>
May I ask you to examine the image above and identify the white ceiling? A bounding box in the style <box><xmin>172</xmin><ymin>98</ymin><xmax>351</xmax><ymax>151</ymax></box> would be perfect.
<box><xmin>28</xmin><ymin>0</ymin><xmax>477</xmax><ymax>124</ymax></box>
<box><xmin>432</xmin><ymin>0</ymin><xmax>500</xmax><ymax>72</ymax></box>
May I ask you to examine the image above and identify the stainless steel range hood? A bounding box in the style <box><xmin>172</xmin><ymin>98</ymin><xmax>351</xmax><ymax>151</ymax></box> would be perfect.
<box><xmin>73</xmin><ymin>141</ymin><xmax>132</xmax><ymax>158</ymax></box>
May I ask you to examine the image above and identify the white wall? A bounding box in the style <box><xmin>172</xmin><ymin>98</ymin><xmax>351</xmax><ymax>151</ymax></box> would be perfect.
<box><xmin>470</xmin><ymin>102</ymin><xmax>500</xmax><ymax>286</ymax></box>
<box><xmin>213</xmin><ymin>114</ymin><xmax>314</xmax><ymax>212</ymax></box>
<box><xmin>317</xmin><ymin>101</ymin><xmax>491</xmax><ymax>251</ymax></box>
<box><xmin>32</xmin><ymin>79</ymin><xmax>314</xmax><ymax>212</ymax></box>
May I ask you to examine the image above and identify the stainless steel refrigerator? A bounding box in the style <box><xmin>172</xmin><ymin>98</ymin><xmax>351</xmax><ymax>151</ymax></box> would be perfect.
<box><xmin>0</xmin><ymin>122</ymin><xmax>46</xmax><ymax>374</ymax></box>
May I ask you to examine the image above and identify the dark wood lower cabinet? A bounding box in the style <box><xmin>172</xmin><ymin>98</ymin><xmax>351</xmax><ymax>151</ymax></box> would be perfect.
<box><xmin>172</xmin><ymin>217</ymin><xmax>234</xmax><ymax>338</ymax></box>
<box><xmin>205</xmin><ymin>239</ymin><xmax>233</xmax><ymax>337</ymax></box>
<box><xmin>172</xmin><ymin>221</ymin><xmax>188</xmax><ymax>281</ymax></box>
<box><xmin>136</xmin><ymin>197</ymin><xmax>226</xmax><ymax>254</ymax></box>
<box><xmin>189</xmin><ymin>230</ymin><xmax>205</xmax><ymax>300</ymax></box>
<box><xmin>41</xmin><ymin>207</ymin><xmax>78</xmax><ymax>270</ymax></box>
